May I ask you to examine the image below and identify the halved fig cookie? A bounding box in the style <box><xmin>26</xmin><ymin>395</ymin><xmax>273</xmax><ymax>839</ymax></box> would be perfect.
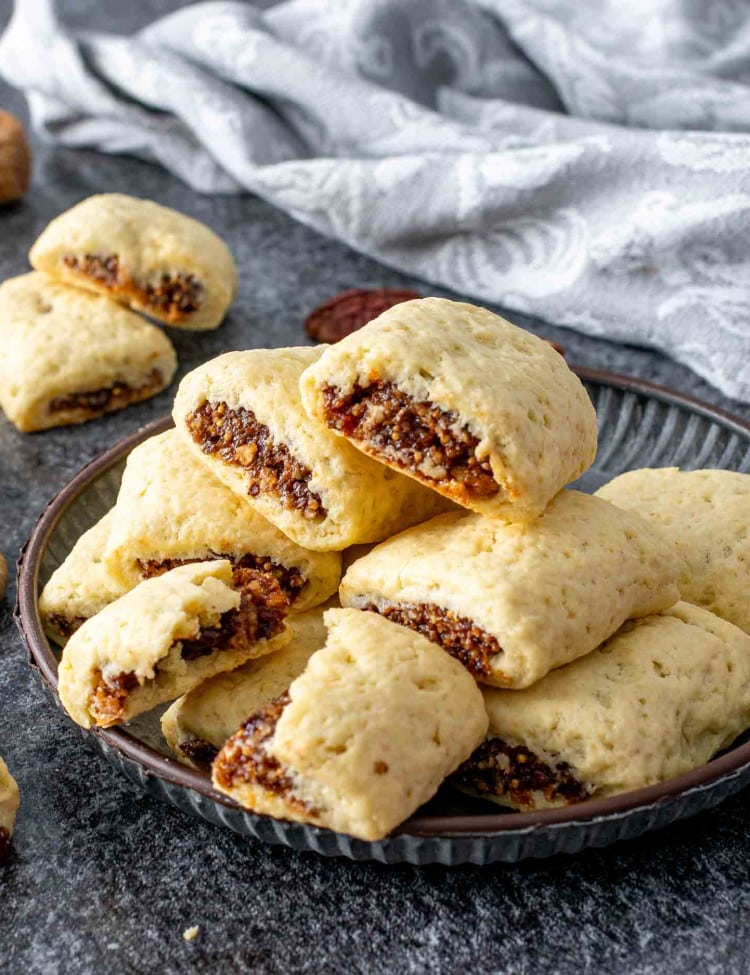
<box><xmin>104</xmin><ymin>429</ymin><xmax>341</xmax><ymax>609</ymax></box>
<box><xmin>453</xmin><ymin>603</ymin><xmax>750</xmax><ymax>810</ymax></box>
<box><xmin>340</xmin><ymin>491</ymin><xmax>681</xmax><ymax>688</ymax></box>
<box><xmin>39</xmin><ymin>510</ymin><xmax>129</xmax><ymax>645</ymax></box>
<box><xmin>0</xmin><ymin>272</ymin><xmax>176</xmax><ymax>432</ymax></box>
<box><xmin>212</xmin><ymin>608</ymin><xmax>487</xmax><ymax>840</ymax></box>
<box><xmin>172</xmin><ymin>348</ymin><xmax>451</xmax><ymax>551</ymax></box>
<box><xmin>0</xmin><ymin>757</ymin><xmax>19</xmax><ymax>864</ymax></box>
<box><xmin>300</xmin><ymin>297</ymin><xmax>597</xmax><ymax>521</ymax></box>
<box><xmin>597</xmin><ymin>468</ymin><xmax>750</xmax><ymax>633</ymax></box>
<box><xmin>30</xmin><ymin>194</ymin><xmax>237</xmax><ymax>330</ymax></box>
<box><xmin>57</xmin><ymin>561</ymin><xmax>291</xmax><ymax>729</ymax></box>
<box><xmin>162</xmin><ymin>605</ymin><xmax>329</xmax><ymax>770</ymax></box>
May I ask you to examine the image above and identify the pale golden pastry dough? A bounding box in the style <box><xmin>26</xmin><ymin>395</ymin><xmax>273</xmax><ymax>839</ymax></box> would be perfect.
<box><xmin>340</xmin><ymin>490</ymin><xmax>681</xmax><ymax>688</ymax></box>
<box><xmin>162</xmin><ymin>606</ymin><xmax>329</xmax><ymax>769</ymax></box>
<box><xmin>596</xmin><ymin>467</ymin><xmax>750</xmax><ymax>632</ymax></box>
<box><xmin>0</xmin><ymin>272</ymin><xmax>176</xmax><ymax>432</ymax></box>
<box><xmin>456</xmin><ymin>603</ymin><xmax>750</xmax><ymax>810</ymax></box>
<box><xmin>300</xmin><ymin>297</ymin><xmax>598</xmax><ymax>520</ymax></box>
<box><xmin>30</xmin><ymin>194</ymin><xmax>237</xmax><ymax>330</ymax></box>
<box><xmin>213</xmin><ymin>608</ymin><xmax>488</xmax><ymax>840</ymax></box>
<box><xmin>172</xmin><ymin>347</ymin><xmax>451</xmax><ymax>551</ymax></box>
<box><xmin>57</xmin><ymin>561</ymin><xmax>291</xmax><ymax>729</ymax></box>
<box><xmin>39</xmin><ymin>510</ymin><xmax>129</xmax><ymax>646</ymax></box>
<box><xmin>0</xmin><ymin>756</ymin><xmax>19</xmax><ymax>861</ymax></box>
<box><xmin>105</xmin><ymin>429</ymin><xmax>341</xmax><ymax>608</ymax></box>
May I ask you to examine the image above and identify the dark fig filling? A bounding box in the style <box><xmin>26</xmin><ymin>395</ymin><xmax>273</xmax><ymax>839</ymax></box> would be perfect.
<box><xmin>361</xmin><ymin>601</ymin><xmax>501</xmax><ymax>679</ymax></box>
<box><xmin>45</xmin><ymin>612</ymin><xmax>87</xmax><ymax>641</ymax></box>
<box><xmin>185</xmin><ymin>401</ymin><xmax>325</xmax><ymax>521</ymax></box>
<box><xmin>48</xmin><ymin>368</ymin><xmax>164</xmax><ymax>416</ymax></box>
<box><xmin>178</xmin><ymin>738</ymin><xmax>219</xmax><ymax>770</ymax></box>
<box><xmin>89</xmin><ymin>569</ymin><xmax>289</xmax><ymax>726</ymax></box>
<box><xmin>137</xmin><ymin>553</ymin><xmax>306</xmax><ymax>604</ymax></box>
<box><xmin>213</xmin><ymin>691</ymin><xmax>313</xmax><ymax>814</ymax></box>
<box><xmin>321</xmin><ymin>381</ymin><xmax>498</xmax><ymax>502</ymax></box>
<box><xmin>452</xmin><ymin>737</ymin><xmax>593</xmax><ymax>809</ymax></box>
<box><xmin>63</xmin><ymin>253</ymin><xmax>203</xmax><ymax>323</ymax></box>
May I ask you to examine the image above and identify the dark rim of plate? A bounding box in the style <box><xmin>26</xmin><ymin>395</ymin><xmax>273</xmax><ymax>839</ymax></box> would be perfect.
<box><xmin>14</xmin><ymin>366</ymin><xmax>750</xmax><ymax>839</ymax></box>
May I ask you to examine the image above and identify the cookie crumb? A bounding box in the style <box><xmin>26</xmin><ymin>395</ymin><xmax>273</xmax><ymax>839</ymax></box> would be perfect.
<box><xmin>183</xmin><ymin>926</ymin><xmax>200</xmax><ymax>942</ymax></box>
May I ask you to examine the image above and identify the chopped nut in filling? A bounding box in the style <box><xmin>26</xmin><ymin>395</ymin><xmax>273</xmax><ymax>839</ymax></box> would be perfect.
<box><xmin>0</xmin><ymin>826</ymin><xmax>11</xmax><ymax>864</ymax></box>
<box><xmin>88</xmin><ymin>570</ymin><xmax>289</xmax><ymax>726</ymax></box>
<box><xmin>48</xmin><ymin>368</ymin><xmax>164</xmax><ymax>416</ymax></box>
<box><xmin>178</xmin><ymin>738</ymin><xmax>219</xmax><ymax>770</ymax></box>
<box><xmin>321</xmin><ymin>381</ymin><xmax>498</xmax><ymax>502</ymax></box>
<box><xmin>62</xmin><ymin>253</ymin><xmax>203</xmax><ymax>323</ymax></box>
<box><xmin>185</xmin><ymin>401</ymin><xmax>325</xmax><ymax>521</ymax></box>
<box><xmin>212</xmin><ymin>691</ymin><xmax>313</xmax><ymax>814</ymax></box>
<box><xmin>452</xmin><ymin>737</ymin><xmax>594</xmax><ymax>809</ymax></box>
<box><xmin>361</xmin><ymin>601</ymin><xmax>501</xmax><ymax>679</ymax></box>
<box><xmin>138</xmin><ymin>553</ymin><xmax>306</xmax><ymax>604</ymax></box>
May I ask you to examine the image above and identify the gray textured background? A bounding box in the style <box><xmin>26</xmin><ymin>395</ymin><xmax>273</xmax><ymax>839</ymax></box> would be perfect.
<box><xmin>1</xmin><ymin>2</ymin><xmax>750</xmax><ymax>973</ymax></box>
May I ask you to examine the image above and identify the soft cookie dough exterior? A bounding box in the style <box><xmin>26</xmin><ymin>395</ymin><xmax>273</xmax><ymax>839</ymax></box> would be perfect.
<box><xmin>39</xmin><ymin>510</ymin><xmax>130</xmax><ymax>645</ymax></box>
<box><xmin>300</xmin><ymin>298</ymin><xmax>598</xmax><ymax>520</ymax></box>
<box><xmin>173</xmin><ymin>348</ymin><xmax>451</xmax><ymax>551</ymax></box>
<box><xmin>162</xmin><ymin>606</ymin><xmax>329</xmax><ymax>768</ymax></box>
<box><xmin>30</xmin><ymin>194</ymin><xmax>237</xmax><ymax>330</ymax></box>
<box><xmin>596</xmin><ymin>468</ymin><xmax>750</xmax><ymax>632</ymax></box>
<box><xmin>464</xmin><ymin>603</ymin><xmax>750</xmax><ymax>809</ymax></box>
<box><xmin>213</xmin><ymin>608</ymin><xmax>488</xmax><ymax>840</ymax></box>
<box><xmin>340</xmin><ymin>490</ymin><xmax>681</xmax><ymax>688</ymax></box>
<box><xmin>0</xmin><ymin>757</ymin><xmax>19</xmax><ymax>861</ymax></box>
<box><xmin>0</xmin><ymin>272</ymin><xmax>176</xmax><ymax>432</ymax></box>
<box><xmin>57</xmin><ymin>561</ymin><xmax>290</xmax><ymax>729</ymax></box>
<box><xmin>105</xmin><ymin>429</ymin><xmax>341</xmax><ymax>608</ymax></box>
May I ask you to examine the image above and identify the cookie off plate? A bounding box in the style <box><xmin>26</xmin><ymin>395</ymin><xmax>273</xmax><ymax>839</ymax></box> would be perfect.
<box><xmin>16</xmin><ymin>367</ymin><xmax>750</xmax><ymax>865</ymax></box>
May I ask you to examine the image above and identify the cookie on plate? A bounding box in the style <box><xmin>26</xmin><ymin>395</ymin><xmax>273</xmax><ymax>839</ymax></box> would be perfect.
<box><xmin>173</xmin><ymin>348</ymin><xmax>451</xmax><ymax>551</ymax></box>
<box><xmin>212</xmin><ymin>608</ymin><xmax>488</xmax><ymax>841</ymax></box>
<box><xmin>300</xmin><ymin>297</ymin><xmax>597</xmax><ymax>521</ymax></box>
<box><xmin>57</xmin><ymin>561</ymin><xmax>291</xmax><ymax>729</ymax></box>
<box><xmin>453</xmin><ymin>603</ymin><xmax>750</xmax><ymax>810</ymax></box>
<box><xmin>0</xmin><ymin>757</ymin><xmax>19</xmax><ymax>864</ymax></box>
<box><xmin>0</xmin><ymin>272</ymin><xmax>176</xmax><ymax>432</ymax></box>
<box><xmin>340</xmin><ymin>490</ymin><xmax>680</xmax><ymax>688</ymax></box>
<box><xmin>39</xmin><ymin>510</ymin><xmax>129</xmax><ymax>645</ymax></box>
<box><xmin>105</xmin><ymin>429</ymin><xmax>341</xmax><ymax>608</ymax></box>
<box><xmin>596</xmin><ymin>468</ymin><xmax>750</xmax><ymax>632</ymax></box>
<box><xmin>30</xmin><ymin>194</ymin><xmax>237</xmax><ymax>330</ymax></box>
<box><xmin>162</xmin><ymin>605</ymin><xmax>329</xmax><ymax>769</ymax></box>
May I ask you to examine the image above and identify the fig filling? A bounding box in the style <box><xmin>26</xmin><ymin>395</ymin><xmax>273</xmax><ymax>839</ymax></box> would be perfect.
<box><xmin>46</xmin><ymin>612</ymin><xmax>87</xmax><ymax>641</ymax></box>
<box><xmin>62</xmin><ymin>253</ymin><xmax>203</xmax><ymax>323</ymax></box>
<box><xmin>321</xmin><ymin>381</ymin><xmax>498</xmax><ymax>502</ymax></box>
<box><xmin>185</xmin><ymin>401</ymin><xmax>325</xmax><ymax>521</ymax></box>
<box><xmin>137</xmin><ymin>553</ymin><xmax>305</xmax><ymax>604</ymax></box>
<box><xmin>452</xmin><ymin>737</ymin><xmax>593</xmax><ymax>809</ymax></box>
<box><xmin>89</xmin><ymin>569</ymin><xmax>289</xmax><ymax>726</ymax></box>
<box><xmin>361</xmin><ymin>602</ymin><xmax>500</xmax><ymax>679</ymax></box>
<box><xmin>213</xmin><ymin>691</ymin><xmax>313</xmax><ymax>814</ymax></box>
<box><xmin>48</xmin><ymin>368</ymin><xmax>164</xmax><ymax>416</ymax></box>
<box><xmin>178</xmin><ymin>738</ymin><xmax>219</xmax><ymax>770</ymax></box>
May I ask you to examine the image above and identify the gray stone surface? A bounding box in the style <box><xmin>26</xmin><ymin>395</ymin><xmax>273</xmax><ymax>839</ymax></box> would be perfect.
<box><xmin>1</xmin><ymin>2</ymin><xmax>749</xmax><ymax>973</ymax></box>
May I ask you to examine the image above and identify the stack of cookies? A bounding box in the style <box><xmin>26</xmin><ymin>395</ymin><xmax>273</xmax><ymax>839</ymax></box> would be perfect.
<box><xmin>0</xmin><ymin>194</ymin><xmax>236</xmax><ymax>432</ymax></box>
<box><xmin>40</xmin><ymin>297</ymin><xmax>750</xmax><ymax>842</ymax></box>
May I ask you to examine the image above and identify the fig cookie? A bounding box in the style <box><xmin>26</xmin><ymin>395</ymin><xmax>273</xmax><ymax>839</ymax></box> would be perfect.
<box><xmin>105</xmin><ymin>429</ymin><xmax>341</xmax><ymax>608</ymax></box>
<box><xmin>212</xmin><ymin>608</ymin><xmax>488</xmax><ymax>841</ymax></box>
<box><xmin>454</xmin><ymin>603</ymin><xmax>750</xmax><ymax>811</ymax></box>
<box><xmin>300</xmin><ymin>297</ymin><xmax>597</xmax><ymax>521</ymax></box>
<box><xmin>162</xmin><ymin>606</ymin><xmax>329</xmax><ymax>770</ymax></box>
<box><xmin>173</xmin><ymin>347</ymin><xmax>451</xmax><ymax>552</ymax></box>
<box><xmin>340</xmin><ymin>491</ymin><xmax>681</xmax><ymax>688</ymax></box>
<box><xmin>0</xmin><ymin>757</ymin><xmax>19</xmax><ymax>864</ymax></box>
<box><xmin>57</xmin><ymin>561</ymin><xmax>291</xmax><ymax>729</ymax></box>
<box><xmin>0</xmin><ymin>272</ymin><xmax>176</xmax><ymax>432</ymax></box>
<box><xmin>30</xmin><ymin>194</ymin><xmax>237</xmax><ymax>330</ymax></box>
